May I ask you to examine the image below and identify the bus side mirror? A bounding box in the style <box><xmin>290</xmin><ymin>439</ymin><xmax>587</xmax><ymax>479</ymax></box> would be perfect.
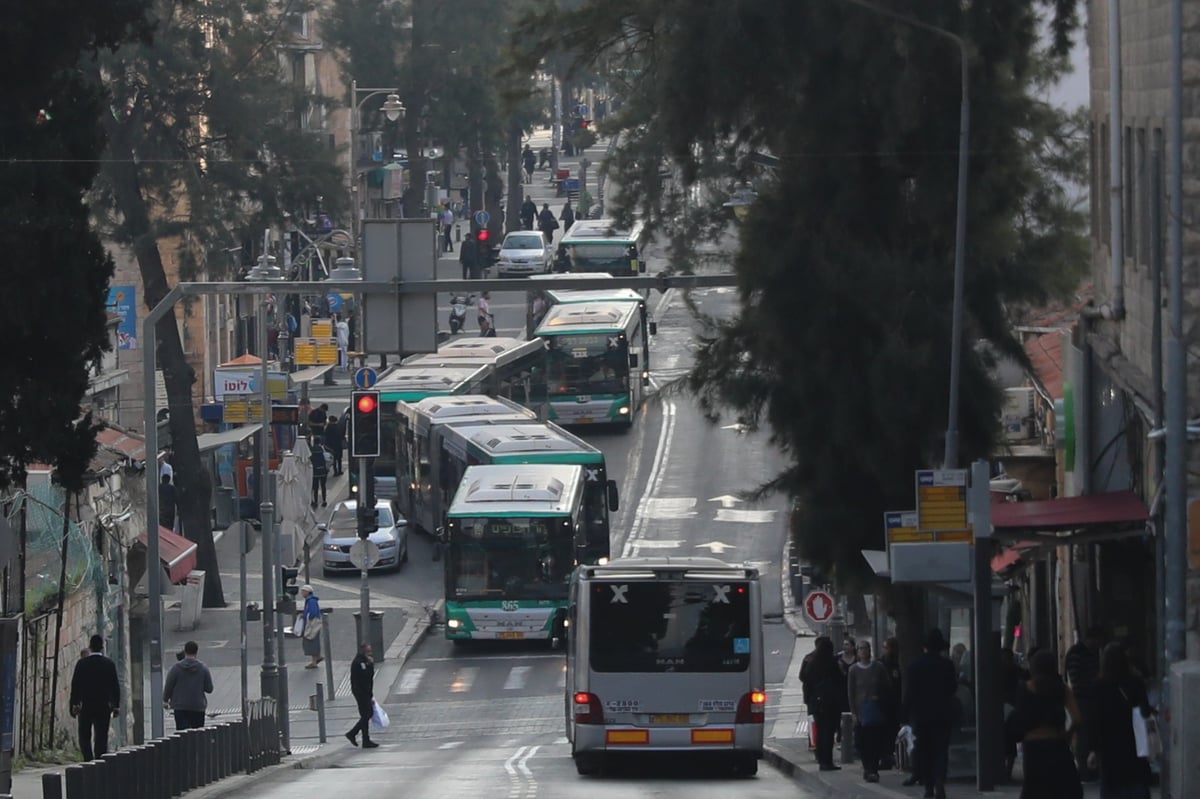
<box><xmin>649</xmin><ymin>321</ymin><xmax>658</xmax><ymax>336</ymax></box>
<box><xmin>628</xmin><ymin>353</ymin><xmax>639</xmax><ymax>369</ymax></box>
<box><xmin>607</xmin><ymin>480</ymin><xmax>619</xmax><ymax>512</ymax></box>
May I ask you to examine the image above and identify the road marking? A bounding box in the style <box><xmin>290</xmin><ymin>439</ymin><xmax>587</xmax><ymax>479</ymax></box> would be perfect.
<box><xmin>449</xmin><ymin>666</ymin><xmax>478</xmax><ymax>693</ymax></box>
<box><xmin>708</xmin><ymin>494</ymin><xmax>743</xmax><ymax>507</ymax></box>
<box><xmin>630</xmin><ymin>539</ymin><xmax>683</xmax><ymax>549</ymax></box>
<box><xmin>396</xmin><ymin>667</ymin><xmax>425</xmax><ymax>695</ymax></box>
<box><xmin>438</xmin><ymin>741</ymin><xmax>464</xmax><ymax>749</ymax></box>
<box><xmin>504</xmin><ymin>665</ymin><xmax>531</xmax><ymax>690</ymax></box>
<box><xmin>557</xmin><ymin>666</ymin><xmax>566</xmax><ymax>689</ymax></box>
<box><xmin>715</xmin><ymin>508</ymin><xmax>777</xmax><ymax>524</ymax></box>
<box><xmin>641</xmin><ymin>497</ymin><xmax>697</xmax><ymax>519</ymax></box>
<box><xmin>622</xmin><ymin>401</ymin><xmax>677</xmax><ymax>557</ymax></box>
<box><xmin>695</xmin><ymin>541</ymin><xmax>736</xmax><ymax>554</ymax></box>
<box><xmin>420</xmin><ymin>653</ymin><xmax>561</xmax><ymax>662</ymax></box>
<box><xmin>721</xmin><ymin>422</ymin><xmax>749</xmax><ymax>433</ymax></box>
<box><xmin>505</xmin><ymin>746</ymin><xmax>528</xmax><ymax>798</ymax></box>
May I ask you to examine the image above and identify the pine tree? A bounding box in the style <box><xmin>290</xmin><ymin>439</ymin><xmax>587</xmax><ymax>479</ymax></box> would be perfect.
<box><xmin>88</xmin><ymin>0</ymin><xmax>345</xmax><ymax>606</ymax></box>
<box><xmin>0</xmin><ymin>0</ymin><xmax>149</xmax><ymax>492</ymax></box>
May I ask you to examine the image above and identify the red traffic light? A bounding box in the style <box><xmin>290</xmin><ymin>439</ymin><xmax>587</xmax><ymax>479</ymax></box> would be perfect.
<box><xmin>477</xmin><ymin>229</ymin><xmax>491</xmax><ymax>242</ymax></box>
<box><xmin>356</xmin><ymin>394</ymin><xmax>378</xmax><ymax>414</ymax></box>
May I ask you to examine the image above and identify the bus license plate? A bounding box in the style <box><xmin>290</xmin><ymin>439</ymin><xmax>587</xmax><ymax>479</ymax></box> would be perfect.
<box><xmin>498</xmin><ymin>632</ymin><xmax>524</xmax><ymax>640</ymax></box>
<box><xmin>651</xmin><ymin>714</ymin><xmax>689</xmax><ymax>724</ymax></box>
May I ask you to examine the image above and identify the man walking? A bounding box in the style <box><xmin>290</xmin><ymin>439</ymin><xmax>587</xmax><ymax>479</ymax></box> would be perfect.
<box><xmin>460</xmin><ymin>231</ymin><xmax>479</xmax><ymax>279</ymax></box>
<box><xmin>903</xmin><ymin>629</ymin><xmax>958</xmax><ymax>799</ymax></box>
<box><xmin>345</xmin><ymin>643</ymin><xmax>379</xmax><ymax>748</ymax></box>
<box><xmin>324</xmin><ymin>413</ymin><xmax>345</xmax><ymax>476</ymax></box>
<box><xmin>800</xmin><ymin>635</ymin><xmax>844</xmax><ymax>772</ymax></box>
<box><xmin>158</xmin><ymin>473</ymin><xmax>177</xmax><ymax>530</ymax></box>
<box><xmin>311</xmin><ymin>437</ymin><xmax>329</xmax><ymax>508</ymax></box>
<box><xmin>1066</xmin><ymin>625</ymin><xmax>1104</xmax><ymax>780</ymax></box>
<box><xmin>522</xmin><ymin>145</ymin><xmax>536</xmax><ymax>184</ymax></box>
<box><xmin>163</xmin><ymin>640</ymin><xmax>214</xmax><ymax>730</ymax></box>
<box><xmin>69</xmin><ymin>634</ymin><xmax>120</xmax><ymax>761</ymax></box>
<box><xmin>538</xmin><ymin>203</ymin><xmax>559</xmax><ymax>244</ymax></box>
<box><xmin>520</xmin><ymin>197</ymin><xmax>537</xmax><ymax>231</ymax></box>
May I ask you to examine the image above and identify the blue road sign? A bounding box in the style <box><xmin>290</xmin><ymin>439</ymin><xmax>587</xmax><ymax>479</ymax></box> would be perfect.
<box><xmin>354</xmin><ymin>367</ymin><xmax>378</xmax><ymax>390</ymax></box>
<box><xmin>474</xmin><ymin>210</ymin><xmax>490</xmax><ymax>228</ymax></box>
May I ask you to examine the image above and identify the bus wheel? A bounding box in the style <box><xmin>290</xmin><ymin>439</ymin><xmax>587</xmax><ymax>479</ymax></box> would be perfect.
<box><xmin>432</xmin><ymin>540</ymin><xmax>443</xmax><ymax>562</ymax></box>
<box><xmin>733</xmin><ymin>753</ymin><xmax>758</xmax><ymax>777</ymax></box>
<box><xmin>573</xmin><ymin>753</ymin><xmax>602</xmax><ymax>776</ymax></box>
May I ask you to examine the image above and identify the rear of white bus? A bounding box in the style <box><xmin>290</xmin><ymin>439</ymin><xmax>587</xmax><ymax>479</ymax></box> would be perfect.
<box><xmin>567</xmin><ymin>572</ymin><xmax>765</xmax><ymax>776</ymax></box>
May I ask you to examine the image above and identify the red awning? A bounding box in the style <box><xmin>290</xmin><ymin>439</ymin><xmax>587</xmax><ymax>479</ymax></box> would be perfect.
<box><xmin>137</xmin><ymin>526</ymin><xmax>199</xmax><ymax>585</ymax></box>
<box><xmin>991</xmin><ymin>540</ymin><xmax>1041</xmax><ymax>574</ymax></box>
<box><xmin>991</xmin><ymin>490</ymin><xmax>1149</xmax><ymax>534</ymax></box>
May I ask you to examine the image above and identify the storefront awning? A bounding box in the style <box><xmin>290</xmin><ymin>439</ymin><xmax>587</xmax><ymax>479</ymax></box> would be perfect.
<box><xmin>137</xmin><ymin>526</ymin><xmax>199</xmax><ymax>584</ymax></box>
<box><xmin>289</xmin><ymin>365</ymin><xmax>334</xmax><ymax>385</ymax></box>
<box><xmin>991</xmin><ymin>489</ymin><xmax>1149</xmax><ymax>542</ymax></box>
<box><xmin>197</xmin><ymin>424</ymin><xmax>263</xmax><ymax>453</ymax></box>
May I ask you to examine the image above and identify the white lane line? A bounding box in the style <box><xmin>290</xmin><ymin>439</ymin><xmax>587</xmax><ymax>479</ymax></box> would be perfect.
<box><xmin>396</xmin><ymin>667</ymin><xmax>425</xmax><ymax>695</ymax></box>
<box><xmin>519</xmin><ymin>745</ymin><xmax>540</xmax><ymax>798</ymax></box>
<box><xmin>505</xmin><ymin>745</ymin><xmax>528</xmax><ymax>798</ymax></box>
<box><xmin>449</xmin><ymin>666</ymin><xmax>478</xmax><ymax>693</ymax></box>
<box><xmin>503</xmin><ymin>665</ymin><xmax>531</xmax><ymax>690</ymax></box>
<box><xmin>556</xmin><ymin>665</ymin><xmax>566</xmax><ymax>689</ymax></box>
<box><xmin>623</xmin><ymin>400</ymin><xmax>676</xmax><ymax>557</ymax></box>
<box><xmin>438</xmin><ymin>741</ymin><xmax>464</xmax><ymax>750</ymax></box>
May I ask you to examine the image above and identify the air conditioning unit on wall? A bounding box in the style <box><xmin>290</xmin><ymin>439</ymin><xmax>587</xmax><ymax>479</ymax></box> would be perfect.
<box><xmin>1002</xmin><ymin>387</ymin><xmax>1035</xmax><ymax>441</ymax></box>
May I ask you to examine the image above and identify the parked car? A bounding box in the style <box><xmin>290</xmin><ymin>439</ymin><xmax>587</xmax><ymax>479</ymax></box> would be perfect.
<box><xmin>495</xmin><ymin>231</ymin><xmax>552</xmax><ymax>277</ymax></box>
<box><xmin>321</xmin><ymin>498</ymin><xmax>408</xmax><ymax>575</ymax></box>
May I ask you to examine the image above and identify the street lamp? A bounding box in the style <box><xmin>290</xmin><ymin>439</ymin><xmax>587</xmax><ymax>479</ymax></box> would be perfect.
<box><xmin>246</xmin><ymin>254</ymin><xmax>284</xmax><ymax>281</ymax></box>
<box><xmin>723</xmin><ymin>183</ymin><xmax>759</xmax><ymax>223</ymax></box>
<box><xmin>348</xmin><ymin>81</ymin><xmax>405</xmax><ymax>248</ymax></box>
<box><xmin>328</xmin><ymin>256</ymin><xmax>362</xmax><ymax>282</ymax></box>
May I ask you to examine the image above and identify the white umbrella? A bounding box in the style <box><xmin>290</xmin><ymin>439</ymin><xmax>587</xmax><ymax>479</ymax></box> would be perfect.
<box><xmin>276</xmin><ymin>451</ymin><xmax>319</xmax><ymax>571</ymax></box>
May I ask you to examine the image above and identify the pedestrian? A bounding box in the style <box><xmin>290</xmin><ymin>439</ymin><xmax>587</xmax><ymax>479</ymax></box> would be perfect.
<box><xmin>442</xmin><ymin>205</ymin><xmax>455</xmax><ymax>252</ymax></box>
<box><xmin>879</xmin><ymin>637</ymin><xmax>903</xmax><ymax>770</ymax></box>
<box><xmin>559</xmin><ymin>200</ymin><xmax>575</xmax><ymax>234</ymax></box>
<box><xmin>477</xmin><ymin>291</ymin><xmax>493</xmax><ymax>336</ymax></box>
<box><xmin>1008</xmin><ymin>649</ymin><xmax>1083</xmax><ymax>799</ymax></box>
<box><xmin>538</xmin><ymin>147</ymin><xmax>550</xmax><ymax>170</ymax></box>
<box><xmin>999</xmin><ymin>647</ymin><xmax>1029</xmax><ymax>779</ymax></box>
<box><xmin>800</xmin><ymin>635</ymin><xmax>843</xmax><ymax>772</ymax></box>
<box><xmin>324</xmin><ymin>414</ymin><xmax>345</xmax><ymax>476</ymax></box>
<box><xmin>838</xmin><ymin>636</ymin><xmax>857</xmax><ymax>676</ymax></box>
<box><xmin>307</xmin><ymin>403</ymin><xmax>328</xmax><ymax>436</ymax></box>
<box><xmin>69</xmin><ymin>634</ymin><xmax>120</xmax><ymax>762</ymax></box>
<box><xmin>1065</xmin><ymin>626</ymin><xmax>1103</xmax><ymax>780</ymax></box>
<box><xmin>163</xmin><ymin>640</ymin><xmax>214</xmax><ymax>731</ymax></box>
<box><xmin>522</xmin><ymin>145</ymin><xmax>536</xmax><ymax>184</ymax></box>
<box><xmin>460</xmin><ymin>231</ymin><xmax>479</xmax><ymax>280</ymax></box>
<box><xmin>158</xmin><ymin>473</ymin><xmax>177</xmax><ymax>531</ymax></box>
<box><xmin>298</xmin><ymin>585</ymin><xmax>324</xmax><ymax>669</ymax></box>
<box><xmin>1087</xmin><ymin>643</ymin><xmax>1153</xmax><ymax>799</ymax></box>
<box><xmin>159</xmin><ymin>447</ymin><xmax>174</xmax><ymax>484</ymax></box>
<box><xmin>310</xmin><ymin>437</ymin><xmax>328</xmax><ymax>508</ymax></box>
<box><xmin>538</xmin><ymin>203</ymin><xmax>559</xmax><ymax>244</ymax></box>
<box><xmin>847</xmin><ymin>640</ymin><xmax>889</xmax><ymax>783</ymax></box>
<box><xmin>520</xmin><ymin>197</ymin><xmax>537</xmax><ymax>231</ymax></box>
<box><xmin>902</xmin><ymin>628</ymin><xmax>958</xmax><ymax>799</ymax></box>
<box><xmin>345</xmin><ymin>643</ymin><xmax>379</xmax><ymax>748</ymax></box>
<box><xmin>336</xmin><ymin>315</ymin><xmax>350</xmax><ymax>371</ymax></box>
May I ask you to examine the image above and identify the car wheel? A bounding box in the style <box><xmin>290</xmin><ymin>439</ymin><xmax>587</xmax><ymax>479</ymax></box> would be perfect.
<box><xmin>732</xmin><ymin>753</ymin><xmax>758</xmax><ymax>777</ymax></box>
<box><xmin>573</xmin><ymin>753</ymin><xmax>602</xmax><ymax>776</ymax></box>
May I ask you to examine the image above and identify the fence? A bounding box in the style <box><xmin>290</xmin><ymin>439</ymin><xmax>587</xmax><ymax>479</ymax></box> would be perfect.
<box><xmin>20</xmin><ymin>611</ymin><xmax>58</xmax><ymax>756</ymax></box>
<box><xmin>38</xmin><ymin>698</ymin><xmax>280</xmax><ymax>799</ymax></box>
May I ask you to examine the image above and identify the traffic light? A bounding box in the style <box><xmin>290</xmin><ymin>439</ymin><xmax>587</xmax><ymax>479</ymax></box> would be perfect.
<box><xmin>280</xmin><ymin>566</ymin><xmax>299</xmax><ymax>597</ymax></box>
<box><xmin>475</xmin><ymin>228</ymin><xmax>491</xmax><ymax>244</ymax></box>
<box><xmin>357</xmin><ymin>503</ymin><xmax>378</xmax><ymax>540</ymax></box>
<box><xmin>350</xmin><ymin>390</ymin><xmax>380</xmax><ymax>457</ymax></box>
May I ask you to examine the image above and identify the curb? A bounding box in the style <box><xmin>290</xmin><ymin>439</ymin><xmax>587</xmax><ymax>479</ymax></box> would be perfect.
<box><xmin>763</xmin><ymin>744</ymin><xmax>908</xmax><ymax>799</ymax></box>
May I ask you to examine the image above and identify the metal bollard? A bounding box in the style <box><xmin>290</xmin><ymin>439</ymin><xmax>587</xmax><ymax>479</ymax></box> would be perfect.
<box><xmin>41</xmin><ymin>772</ymin><xmax>64</xmax><ymax>799</ymax></box>
<box><xmin>839</xmin><ymin>712</ymin><xmax>856</xmax><ymax>764</ymax></box>
<box><xmin>186</xmin><ymin>730</ymin><xmax>201</xmax><ymax>790</ymax></box>
<box><xmin>79</xmin><ymin>762</ymin><xmax>99</xmax><ymax>799</ymax></box>
<box><xmin>63</xmin><ymin>765</ymin><xmax>84</xmax><ymax>799</ymax></box>
<box><xmin>114</xmin><ymin>751</ymin><xmax>134</xmax><ymax>799</ymax></box>
<box><xmin>171</xmin><ymin>734</ymin><xmax>186</xmax><ymax>797</ymax></box>
<box><xmin>223</xmin><ymin>723</ymin><xmax>235</xmax><ymax>777</ymax></box>
<box><xmin>322</xmin><ymin>608</ymin><xmax>335</xmax><ymax>700</ymax></box>
<box><xmin>205</xmin><ymin>725</ymin><xmax>217</xmax><ymax>784</ymax></box>
<box><xmin>315</xmin><ymin>682</ymin><xmax>327</xmax><ymax>743</ymax></box>
<box><xmin>101</xmin><ymin>753</ymin><xmax>121</xmax><ymax>799</ymax></box>
<box><xmin>198</xmin><ymin>727</ymin><xmax>212</xmax><ymax>786</ymax></box>
<box><xmin>213</xmin><ymin>724</ymin><xmax>226</xmax><ymax>779</ymax></box>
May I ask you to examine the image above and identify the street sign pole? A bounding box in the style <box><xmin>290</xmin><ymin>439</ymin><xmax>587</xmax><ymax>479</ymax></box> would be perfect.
<box><xmin>970</xmin><ymin>459</ymin><xmax>998</xmax><ymax>791</ymax></box>
<box><xmin>358</xmin><ymin>456</ymin><xmax>370</xmax><ymax>648</ymax></box>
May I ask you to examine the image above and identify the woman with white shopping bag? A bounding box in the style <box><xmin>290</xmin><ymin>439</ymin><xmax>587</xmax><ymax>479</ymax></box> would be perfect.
<box><xmin>1088</xmin><ymin>643</ymin><xmax>1154</xmax><ymax>799</ymax></box>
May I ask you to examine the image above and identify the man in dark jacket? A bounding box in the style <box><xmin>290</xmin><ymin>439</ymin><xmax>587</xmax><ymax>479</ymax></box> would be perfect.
<box><xmin>800</xmin><ymin>635</ymin><xmax>845</xmax><ymax>771</ymax></box>
<box><xmin>324</xmin><ymin>414</ymin><xmax>345</xmax><ymax>476</ymax></box>
<box><xmin>1065</xmin><ymin>625</ymin><xmax>1104</xmax><ymax>779</ymax></box>
<box><xmin>346</xmin><ymin>643</ymin><xmax>379</xmax><ymax>748</ymax></box>
<box><xmin>460</xmin><ymin>232</ymin><xmax>480</xmax><ymax>279</ymax></box>
<box><xmin>69</xmin><ymin>634</ymin><xmax>120</xmax><ymax>761</ymax></box>
<box><xmin>163</xmin><ymin>640</ymin><xmax>214</xmax><ymax>730</ymax></box>
<box><xmin>520</xmin><ymin>197</ymin><xmax>537</xmax><ymax>231</ymax></box>
<box><xmin>903</xmin><ymin>628</ymin><xmax>958</xmax><ymax>799</ymax></box>
<box><xmin>538</xmin><ymin>203</ymin><xmax>559</xmax><ymax>244</ymax></box>
<box><xmin>879</xmin><ymin>637</ymin><xmax>903</xmax><ymax>769</ymax></box>
<box><xmin>158</xmin><ymin>473</ymin><xmax>177</xmax><ymax>530</ymax></box>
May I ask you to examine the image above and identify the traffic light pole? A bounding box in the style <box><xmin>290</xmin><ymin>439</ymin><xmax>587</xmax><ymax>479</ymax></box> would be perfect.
<box><xmin>274</xmin><ymin>514</ymin><xmax>291</xmax><ymax>752</ymax></box>
<box><xmin>358</xmin><ymin>456</ymin><xmax>371</xmax><ymax>648</ymax></box>
<box><xmin>258</xmin><ymin>298</ymin><xmax>280</xmax><ymax>720</ymax></box>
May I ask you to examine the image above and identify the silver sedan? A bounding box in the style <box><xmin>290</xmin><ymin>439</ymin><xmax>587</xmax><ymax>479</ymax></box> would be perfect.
<box><xmin>321</xmin><ymin>499</ymin><xmax>409</xmax><ymax>575</ymax></box>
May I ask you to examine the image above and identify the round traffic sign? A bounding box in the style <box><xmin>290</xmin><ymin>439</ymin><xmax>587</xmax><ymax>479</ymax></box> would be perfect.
<box><xmin>349</xmin><ymin>540</ymin><xmax>381</xmax><ymax>570</ymax></box>
<box><xmin>474</xmin><ymin>210</ymin><xmax>490</xmax><ymax>228</ymax></box>
<box><xmin>354</xmin><ymin>367</ymin><xmax>378</xmax><ymax>390</ymax></box>
<box><xmin>804</xmin><ymin>590</ymin><xmax>836</xmax><ymax>624</ymax></box>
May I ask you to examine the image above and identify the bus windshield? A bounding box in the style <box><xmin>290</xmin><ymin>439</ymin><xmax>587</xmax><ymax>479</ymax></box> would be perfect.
<box><xmin>570</xmin><ymin>242</ymin><xmax>636</xmax><ymax>272</ymax></box>
<box><xmin>588</xmin><ymin>581</ymin><xmax>752</xmax><ymax>673</ymax></box>
<box><xmin>546</xmin><ymin>335</ymin><xmax>629</xmax><ymax>396</ymax></box>
<box><xmin>448</xmin><ymin>516</ymin><xmax>574</xmax><ymax>600</ymax></box>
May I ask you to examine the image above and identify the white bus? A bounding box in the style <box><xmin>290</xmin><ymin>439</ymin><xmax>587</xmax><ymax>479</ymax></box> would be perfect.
<box><xmin>565</xmin><ymin>557</ymin><xmax>765</xmax><ymax>776</ymax></box>
<box><xmin>558</xmin><ymin>218</ymin><xmax>647</xmax><ymax>276</ymax></box>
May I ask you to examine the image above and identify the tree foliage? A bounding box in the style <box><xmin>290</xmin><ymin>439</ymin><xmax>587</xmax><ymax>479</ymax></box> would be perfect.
<box><xmin>0</xmin><ymin>0</ymin><xmax>149</xmax><ymax>492</ymax></box>
<box><xmin>517</xmin><ymin>0</ymin><xmax>1088</xmax><ymax>592</ymax></box>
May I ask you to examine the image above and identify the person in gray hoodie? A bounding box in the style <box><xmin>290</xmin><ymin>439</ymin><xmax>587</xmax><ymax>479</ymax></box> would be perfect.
<box><xmin>163</xmin><ymin>640</ymin><xmax>214</xmax><ymax>730</ymax></box>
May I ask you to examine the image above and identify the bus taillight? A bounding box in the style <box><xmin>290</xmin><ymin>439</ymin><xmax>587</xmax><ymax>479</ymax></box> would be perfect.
<box><xmin>574</xmin><ymin>692</ymin><xmax>605</xmax><ymax>724</ymax></box>
<box><xmin>736</xmin><ymin>691</ymin><xmax>766</xmax><ymax>724</ymax></box>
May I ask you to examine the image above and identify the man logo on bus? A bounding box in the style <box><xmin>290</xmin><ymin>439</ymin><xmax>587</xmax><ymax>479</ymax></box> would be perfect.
<box><xmin>610</xmin><ymin>584</ymin><xmax>628</xmax><ymax>604</ymax></box>
<box><xmin>712</xmin><ymin>585</ymin><xmax>731</xmax><ymax>604</ymax></box>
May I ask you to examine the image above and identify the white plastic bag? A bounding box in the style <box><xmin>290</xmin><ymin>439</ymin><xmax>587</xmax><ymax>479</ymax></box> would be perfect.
<box><xmin>1132</xmin><ymin>707</ymin><xmax>1151</xmax><ymax>758</ymax></box>
<box><xmin>371</xmin><ymin>700</ymin><xmax>389</xmax><ymax>729</ymax></box>
<box><xmin>292</xmin><ymin>615</ymin><xmax>305</xmax><ymax>639</ymax></box>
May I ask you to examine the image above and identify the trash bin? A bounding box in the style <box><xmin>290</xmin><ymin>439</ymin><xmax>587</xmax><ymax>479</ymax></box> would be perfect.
<box><xmin>555</xmin><ymin>168</ymin><xmax>570</xmax><ymax>181</ymax></box>
<box><xmin>352</xmin><ymin>610</ymin><xmax>385</xmax><ymax>661</ymax></box>
<box><xmin>214</xmin><ymin>486</ymin><xmax>234</xmax><ymax>529</ymax></box>
<box><xmin>178</xmin><ymin>570</ymin><xmax>205</xmax><ymax>631</ymax></box>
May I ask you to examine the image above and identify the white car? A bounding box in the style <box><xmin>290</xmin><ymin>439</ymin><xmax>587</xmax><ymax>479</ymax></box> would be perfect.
<box><xmin>496</xmin><ymin>231</ymin><xmax>552</xmax><ymax>277</ymax></box>
<box><xmin>321</xmin><ymin>499</ymin><xmax>408</xmax><ymax>575</ymax></box>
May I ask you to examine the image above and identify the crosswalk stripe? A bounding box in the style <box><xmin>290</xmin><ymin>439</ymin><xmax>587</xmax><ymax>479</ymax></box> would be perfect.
<box><xmin>503</xmin><ymin>665</ymin><xmax>531</xmax><ymax>690</ymax></box>
<box><xmin>397</xmin><ymin>667</ymin><xmax>425</xmax><ymax>695</ymax></box>
<box><xmin>449</xmin><ymin>666</ymin><xmax>478</xmax><ymax>693</ymax></box>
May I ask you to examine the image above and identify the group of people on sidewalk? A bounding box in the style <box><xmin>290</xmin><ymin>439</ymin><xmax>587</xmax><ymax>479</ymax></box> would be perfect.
<box><xmin>519</xmin><ymin>196</ymin><xmax>576</xmax><ymax>243</ymax></box>
<box><xmin>800</xmin><ymin>625</ymin><xmax>1158</xmax><ymax>799</ymax></box>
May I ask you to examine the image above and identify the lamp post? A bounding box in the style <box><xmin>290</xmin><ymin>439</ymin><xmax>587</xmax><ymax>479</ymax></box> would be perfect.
<box><xmin>347</xmin><ymin>81</ymin><xmax>405</xmax><ymax>250</ymax></box>
<box><xmin>723</xmin><ymin>183</ymin><xmax>759</xmax><ymax>223</ymax></box>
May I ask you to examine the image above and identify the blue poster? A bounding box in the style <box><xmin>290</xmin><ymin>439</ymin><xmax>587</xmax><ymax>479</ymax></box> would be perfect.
<box><xmin>107</xmin><ymin>285</ymin><xmax>138</xmax><ymax>349</ymax></box>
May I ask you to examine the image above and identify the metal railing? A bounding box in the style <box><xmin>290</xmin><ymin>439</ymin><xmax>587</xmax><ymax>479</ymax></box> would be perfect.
<box><xmin>39</xmin><ymin>698</ymin><xmax>280</xmax><ymax>799</ymax></box>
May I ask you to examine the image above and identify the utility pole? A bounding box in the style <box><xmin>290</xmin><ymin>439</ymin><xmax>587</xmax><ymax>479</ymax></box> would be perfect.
<box><xmin>258</xmin><ymin>297</ymin><xmax>279</xmax><ymax>714</ymax></box>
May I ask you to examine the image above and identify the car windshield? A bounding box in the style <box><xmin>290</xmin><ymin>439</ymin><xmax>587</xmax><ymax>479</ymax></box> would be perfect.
<box><xmin>327</xmin><ymin>504</ymin><xmax>393</xmax><ymax>536</ymax></box>
<box><xmin>505</xmin><ymin>235</ymin><xmax>544</xmax><ymax>251</ymax></box>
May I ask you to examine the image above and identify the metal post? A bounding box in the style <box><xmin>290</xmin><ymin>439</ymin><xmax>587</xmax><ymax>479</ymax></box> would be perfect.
<box><xmin>239</xmin><ymin>523</ymin><xmax>248</xmax><ymax>718</ymax></box>
<box><xmin>349</xmin><ymin>79</ymin><xmax>358</xmax><ymax>250</ymax></box>
<box><xmin>322</xmin><ymin>608</ymin><xmax>335</xmax><ymax>700</ymax></box>
<box><xmin>142</xmin><ymin>311</ymin><xmax>165</xmax><ymax>739</ymax></box>
<box><xmin>259</xmin><ymin>296</ymin><xmax>279</xmax><ymax>714</ymax></box>
<box><xmin>273</xmin><ymin>475</ymin><xmax>290</xmax><ymax>753</ymax></box>
<box><xmin>315</xmin><ymin>683</ymin><xmax>327</xmax><ymax>744</ymax></box>
<box><xmin>943</xmin><ymin>37</ymin><xmax>970</xmax><ymax>469</ymax></box>
<box><xmin>359</xmin><ymin>457</ymin><xmax>371</xmax><ymax>646</ymax></box>
<box><xmin>41</xmin><ymin>772</ymin><xmax>63</xmax><ymax>799</ymax></box>
<box><xmin>1164</xmin><ymin>2</ymin><xmax>1186</xmax><ymax>795</ymax></box>
<box><xmin>970</xmin><ymin>459</ymin><xmax>998</xmax><ymax>791</ymax></box>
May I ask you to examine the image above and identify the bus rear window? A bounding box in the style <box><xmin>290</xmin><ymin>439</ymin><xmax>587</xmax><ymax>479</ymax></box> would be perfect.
<box><xmin>588</xmin><ymin>581</ymin><xmax>751</xmax><ymax>673</ymax></box>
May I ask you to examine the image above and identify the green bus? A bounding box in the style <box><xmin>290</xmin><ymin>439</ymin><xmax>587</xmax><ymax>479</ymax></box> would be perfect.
<box><xmin>437</xmin><ymin>421</ymin><xmax>618</xmax><ymax>564</ymax></box>
<box><xmin>558</xmin><ymin>218</ymin><xmax>648</xmax><ymax>276</ymax></box>
<box><xmin>394</xmin><ymin>394</ymin><xmax>538</xmax><ymax>535</ymax></box>
<box><xmin>443</xmin><ymin>463</ymin><xmax>585</xmax><ymax>643</ymax></box>
<box><xmin>534</xmin><ymin>301</ymin><xmax>649</xmax><ymax>428</ymax></box>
